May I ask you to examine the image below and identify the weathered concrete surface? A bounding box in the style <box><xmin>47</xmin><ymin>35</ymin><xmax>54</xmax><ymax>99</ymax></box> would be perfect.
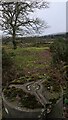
<box><xmin>2</xmin><ymin>80</ymin><xmax>47</xmax><ymax>118</ymax></box>
<box><xmin>2</xmin><ymin>79</ymin><xmax>63</xmax><ymax>118</ymax></box>
<box><xmin>46</xmin><ymin>97</ymin><xmax>64</xmax><ymax>118</ymax></box>
<box><xmin>10</xmin><ymin>80</ymin><xmax>48</xmax><ymax>107</ymax></box>
<box><xmin>3</xmin><ymin>94</ymin><xmax>44</xmax><ymax>118</ymax></box>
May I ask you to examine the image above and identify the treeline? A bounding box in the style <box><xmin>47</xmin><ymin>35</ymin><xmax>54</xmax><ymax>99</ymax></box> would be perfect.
<box><xmin>2</xmin><ymin>32</ymin><xmax>67</xmax><ymax>44</ymax></box>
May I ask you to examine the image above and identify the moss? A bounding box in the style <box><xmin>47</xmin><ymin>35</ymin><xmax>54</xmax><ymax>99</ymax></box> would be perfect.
<box><xmin>11</xmin><ymin>77</ymin><xmax>27</xmax><ymax>84</ymax></box>
<box><xmin>42</xmin><ymin>77</ymin><xmax>61</xmax><ymax>93</ymax></box>
<box><xmin>49</xmin><ymin>98</ymin><xmax>57</xmax><ymax>104</ymax></box>
<box><xmin>21</xmin><ymin>93</ymin><xmax>43</xmax><ymax>109</ymax></box>
<box><xmin>3</xmin><ymin>87</ymin><xmax>43</xmax><ymax>109</ymax></box>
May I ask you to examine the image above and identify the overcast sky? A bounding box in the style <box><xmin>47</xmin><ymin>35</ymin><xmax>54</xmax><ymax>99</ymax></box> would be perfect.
<box><xmin>0</xmin><ymin>0</ymin><xmax>67</xmax><ymax>36</ymax></box>
<box><xmin>34</xmin><ymin>0</ymin><xmax>66</xmax><ymax>35</ymax></box>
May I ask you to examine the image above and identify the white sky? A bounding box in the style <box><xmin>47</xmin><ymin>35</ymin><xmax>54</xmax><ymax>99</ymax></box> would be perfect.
<box><xmin>33</xmin><ymin>1</ymin><xmax>66</xmax><ymax>35</ymax></box>
<box><xmin>0</xmin><ymin>0</ymin><xmax>67</xmax><ymax>36</ymax></box>
<box><xmin>47</xmin><ymin>0</ymin><xmax>67</xmax><ymax>2</ymax></box>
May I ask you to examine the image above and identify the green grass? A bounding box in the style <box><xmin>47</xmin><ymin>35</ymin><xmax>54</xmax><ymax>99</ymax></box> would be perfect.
<box><xmin>4</xmin><ymin>46</ymin><xmax>51</xmax><ymax>73</ymax></box>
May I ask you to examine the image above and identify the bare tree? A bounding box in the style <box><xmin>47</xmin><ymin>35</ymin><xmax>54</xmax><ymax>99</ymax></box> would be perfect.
<box><xmin>0</xmin><ymin>0</ymin><xmax>49</xmax><ymax>49</ymax></box>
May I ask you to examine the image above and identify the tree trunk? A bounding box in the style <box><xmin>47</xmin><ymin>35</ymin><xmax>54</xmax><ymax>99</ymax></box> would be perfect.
<box><xmin>12</xmin><ymin>34</ymin><xmax>17</xmax><ymax>49</ymax></box>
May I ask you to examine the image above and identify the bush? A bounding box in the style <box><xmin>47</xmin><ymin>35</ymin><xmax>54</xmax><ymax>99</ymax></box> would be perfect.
<box><xmin>2</xmin><ymin>48</ymin><xmax>13</xmax><ymax>68</ymax></box>
<box><xmin>50</xmin><ymin>38</ymin><xmax>68</xmax><ymax>92</ymax></box>
<box><xmin>2</xmin><ymin>48</ymin><xmax>17</xmax><ymax>86</ymax></box>
<box><xmin>50</xmin><ymin>38</ymin><xmax>67</xmax><ymax>64</ymax></box>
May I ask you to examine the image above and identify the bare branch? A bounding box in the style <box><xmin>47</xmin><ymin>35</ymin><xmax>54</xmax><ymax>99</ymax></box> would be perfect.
<box><xmin>0</xmin><ymin>1</ymin><xmax>49</xmax><ymax>38</ymax></box>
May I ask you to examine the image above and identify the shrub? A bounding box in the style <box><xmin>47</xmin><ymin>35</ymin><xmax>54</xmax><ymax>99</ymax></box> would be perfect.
<box><xmin>2</xmin><ymin>48</ymin><xmax>17</xmax><ymax>86</ymax></box>
<box><xmin>2</xmin><ymin>48</ymin><xmax>13</xmax><ymax>68</ymax></box>
<box><xmin>50</xmin><ymin>38</ymin><xmax>67</xmax><ymax>64</ymax></box>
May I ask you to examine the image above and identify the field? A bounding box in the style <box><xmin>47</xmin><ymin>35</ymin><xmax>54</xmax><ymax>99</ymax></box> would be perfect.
<box><xmin>3</xmin><ymin>37</ymin><xmax>66</xmax><ymax>88</ymax></box>
<box><xmin>3</xmin><ymin>42</ymin><xmax>49</xmax><ymax>80</ymax></box>
<box><xmin>2</xmin><ymin>37</ymin><xmax>68</xmax><ymax>118</ymax></box>
<box><xmin>7</xmin><ymin>47</ymin><xmax>50</xmax><ymax>74</ymax></box>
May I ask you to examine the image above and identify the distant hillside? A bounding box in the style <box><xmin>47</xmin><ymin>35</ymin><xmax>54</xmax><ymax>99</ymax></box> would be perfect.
<box><xmin>43</xmin><ymin>32</ymin><xmax>67</xmax><ymax>39</ymax></box>
<box><xmin>2</xmin><ymin>32</ymin><xmax>67</xmax><ymax>44</ymax></box>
